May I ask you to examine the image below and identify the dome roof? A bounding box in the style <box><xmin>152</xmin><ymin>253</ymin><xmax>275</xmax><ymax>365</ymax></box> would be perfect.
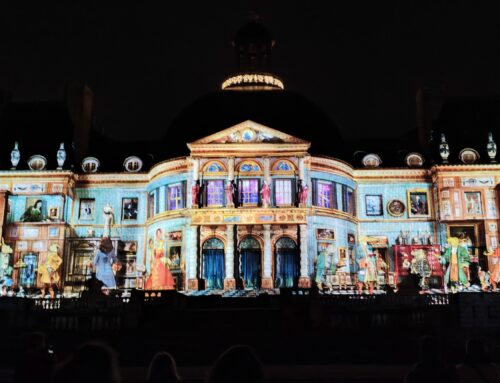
<box><xmin>164</xmin><ymin>89</ymin><xmax>344</xmax><ymax>158</ymax></box>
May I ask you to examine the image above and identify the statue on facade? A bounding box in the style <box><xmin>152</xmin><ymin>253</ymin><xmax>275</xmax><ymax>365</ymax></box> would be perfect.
<box><xmin>225</xmin><ymin>181</ymin><xmax>234</xmax><ymax>206</ymax></box>
<box><xmin>299</xmin><ymin>183</ymin><xmax>309</xmax><ymax>205</ymax></box>
<box><xmin>39</xmin><ymin>244</ymin><xmax>63</xmax><ymax>298</ymax></box>
<box><xmin>191</xmin><ymin>180</ymin><xmax>200</xmax><ymax>207</ymax></box>
<box><xmin>103</xmin><ymin>204</ymin><xmax>114</xmax><ymax>238</ymax></box>
<box><xmin>260</xmin><ymin>181</ymin><xmax>271</xmax><ymax>207</ymax></box>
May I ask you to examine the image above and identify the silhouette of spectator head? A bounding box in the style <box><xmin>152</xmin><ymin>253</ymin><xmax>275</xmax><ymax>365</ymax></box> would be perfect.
<box><xmin>146</xmin><ymin>351</ymin><xmax>181</xmax><ymax>383</ymax></box>
<box><xmin>207</xmin><ymin>345</ymin><xmax>264</xmax><ymax>383</ymax></box>
<box><xmin>465</xmin><ymin>339</ymin><xmax>489</xmax><ymax>363</ymax></box>
<box><xmin>52</xmin><ymin>341</ymin><xmax>120</xmax><ymax>383</ymax></box>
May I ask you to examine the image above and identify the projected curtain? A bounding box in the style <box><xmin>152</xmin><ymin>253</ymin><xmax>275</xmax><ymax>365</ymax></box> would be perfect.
<box><xmin>203</xmin><ymin>249</ymin><xmax>224</xmax><ymax>290</ymax></box>
<box><xmin>240</xmin><ymin>249</ymin><xmax>261</xmax><ymax>289</ymax></box>
<box><xmin>276</xmin><ymin>248</ymin><xmax>298</xmax><ymax>288</ymax></box>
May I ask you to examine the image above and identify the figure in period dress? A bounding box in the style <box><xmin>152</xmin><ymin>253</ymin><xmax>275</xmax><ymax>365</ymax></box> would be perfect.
<box><xmin>191</xmin><ymin>181</ymin><xmax>200</xmax><ymax>207</ymax></box>
<box><xmin>484</xmin><ymin>247</ymin><xmax>500</xmax><ymax>290</ymax></box>
<box><xmin>225</xmin><ymin>181</ymin><xmax>234</xmax><ymax>206</ymax></box>
<box><xmin>21</xmin><ymin>200</ymin><xmax>43</xmax><ymax>222</ymax></box>
<box><xmin>39</xmin><ymin>244</ymin><xmax>63</xmax><ymax>298</ymax></box>
<box><xmin>299</xmin><ymin>184</ymin><xmax>309</xmax><ymax>205</ymax></box>
<box><xmin>93</xmin><ymin>237</ymin><xmax>117</xmax><ymax>289</ymax></box>
<box><xmin>260</xmin><ymin>182</ymin><xmax>270</xmax><ymax>207</ymax></box>
<box><xmin>315</xmin><ymin>250</ymin><xmax>327</xmax><ymax>289</ymax></box>
<box><xmin>145</xmin><ymin>228</ymin><xmax>175</xmax><ymax>290</ymax></box>
<box><xmin>441</xmin><ymin>237</ymin><xmax>470</xmax><ymax>293</ymax></box>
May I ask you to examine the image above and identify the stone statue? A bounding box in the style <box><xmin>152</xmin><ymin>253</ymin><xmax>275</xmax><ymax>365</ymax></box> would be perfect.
<box><xmin>225</xmin><ymin>181</ymin><xmax>234</xmax><ymax>206</ymax></box>
<box><xmin>191</xmin><ymin>180</ymin><xmax>200</xmax><ymax>207</ymax></box>
<box><xmin>10</xmin><ymin>142</ymin><xmax>20</xmax><ymax>170</ymax></box>
<box><xmin>299</xmin><ymin>183</ymin><xmax>309</xmax><ymax>205</ymax></box>
<box><xmin>103</xmin><ymin>204</ymin><xmax>114</xmax><ymax>238</ymax></box>
<box><xmin>56</xmin><ymin>142</ymin><xmax>66</xmax><ymax>170</ymax></box>
<box><xmin>260</xmin><ymin>181</ymin><xmax>271</xmax><ymax>207</ymax></box>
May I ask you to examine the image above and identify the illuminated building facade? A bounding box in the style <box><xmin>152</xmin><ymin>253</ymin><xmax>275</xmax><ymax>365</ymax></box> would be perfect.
<box><xmin>0</xmin><ymin>21</ymin><xmax>498</xmax><ymax>295</ymax></box>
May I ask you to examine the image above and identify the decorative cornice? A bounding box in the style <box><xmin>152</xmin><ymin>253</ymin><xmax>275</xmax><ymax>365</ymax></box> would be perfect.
<box><xmin>310</xmin><ymin>156</ymin><xmax>355</xmax><ymax>178</ymax></box>
<box><xmin>354</xmin><ymin>168</ymin><xmax>430</xmax><ymax>182</ymax></box>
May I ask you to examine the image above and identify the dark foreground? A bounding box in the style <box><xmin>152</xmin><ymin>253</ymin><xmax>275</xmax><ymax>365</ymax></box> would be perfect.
<box><xmin>3</xmin><ymin>290</ymin><xmax>500</xmax><ymax>382</ymax></box>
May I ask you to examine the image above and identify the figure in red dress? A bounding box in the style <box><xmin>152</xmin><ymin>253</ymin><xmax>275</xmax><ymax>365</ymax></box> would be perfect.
<box><xmin>191</xmin><ymin>181</ymin><xmax>200</xmax><ymax>207</ymax></box>
<box><xmin>145</xmin><ymin>228</ymin><xmax>175</xmax><ymax>290</ymax></box>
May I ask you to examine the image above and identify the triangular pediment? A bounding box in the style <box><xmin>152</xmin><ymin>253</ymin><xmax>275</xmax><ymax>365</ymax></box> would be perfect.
<box><xmin>189</xmin><ymin>120</ymin><xmax>309</xmax><ymax>145</ymax></box>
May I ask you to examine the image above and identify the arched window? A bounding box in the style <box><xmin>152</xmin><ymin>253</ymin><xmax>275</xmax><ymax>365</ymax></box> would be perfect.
<box><xmin>203</xmin><ymin>161</ymin><xmax>226</xmax><ymax>173</ymax></box>
<box><xmin>272</xmin><ymin>159</ymin><xmax>296</xmax><ymax>173</ymax></box>
<box><xmin>237</xmin><ymin>160</ymin><xmax>262</xmax><ymax>173</ymax></box>
<box><xmin>202</xmin><ymin>237</ymin><xmax>224</xmax><ymax>289</ymax></box>
<box><xmin>275</xmin><ymin>237</ymin><xmax>299</xmax><ymax>288</ymax></box>
<box><xmin>239</xmin><ymin>236</ymin><xmax>261</xmax><ymax>289</ymax></box>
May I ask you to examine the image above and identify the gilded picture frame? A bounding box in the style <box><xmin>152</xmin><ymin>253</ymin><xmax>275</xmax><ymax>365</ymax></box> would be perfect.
<box><xmin>407</xmin><ymin>189</ymin><xmax>431</xmax><ymax>218</ymax></box>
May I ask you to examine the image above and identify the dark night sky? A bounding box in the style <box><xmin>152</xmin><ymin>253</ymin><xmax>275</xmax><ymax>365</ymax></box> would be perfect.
<box><xmin>1</xmin><ymin>1</ymin><xmax>500</xmax><ymax>142</ymax></box>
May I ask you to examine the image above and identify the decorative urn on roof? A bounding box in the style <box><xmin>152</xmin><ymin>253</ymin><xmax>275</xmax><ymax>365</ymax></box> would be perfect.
<box><xmin>439</xmin><ymin>133</ymin><xmax>450</xmax><ymax>164</ymax></box>
<box><xmin>487</xmin><ymin>132</ymin><xmax>497</xmax><ymax>163</ymax></box>
<box><xmin>10</xmin><ymin>142</ymin><xmax>20</xmax><ymax>170</ymax></box>
<box><xmin>56</xmin><ymin>142</ymin><xmax>66</xmax><ymax>170</ymax></box>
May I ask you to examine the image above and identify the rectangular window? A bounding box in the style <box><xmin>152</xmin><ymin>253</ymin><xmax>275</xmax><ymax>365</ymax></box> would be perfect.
<box><xmin>342</xmin><ymin>185</ymin><xmax>356</xmax><ymax>216</ymax></box>
<box><xmin>238</xmin><ymin>179</ymin><xmax>259</xmax><ymax>205</ymax></box>
<box><xmin>274</xmin><ymin>179</ymin><xmax>293</xmax><ymax>206</ymax></box>
<box><xmin>317</xmin><ymin>181</ymin><xmax>333</xmax><ymax>208</ymax></box>
<box><xmin>155</xmin><ymin>189</ymin><xmax>160</xmax><ymax>214</ymax></box>
<box><xmin>148</xmin><ymin>192</ymin><xmax>155</xmax><ymax>218</ymax></box>
<box><xmin>167</xmin><ymin>184</ymin><xmax>183</xmax><ymax>210</ymax></box>
<box><xmin>206</xmin><ymin>180</ymin><xmax>224</xmax><ymax>206</ymax></box>
<box><xmin>312</xmin><ymin>179</ymin><xmax>338</xmax><ymax>209</ymax></box>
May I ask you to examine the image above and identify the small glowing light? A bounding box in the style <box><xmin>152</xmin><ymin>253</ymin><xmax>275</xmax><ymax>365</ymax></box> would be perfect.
<box><xmin>221</xmin><ymin>73</ymin><xmax>285</xmax><ymax>90</ymax></box>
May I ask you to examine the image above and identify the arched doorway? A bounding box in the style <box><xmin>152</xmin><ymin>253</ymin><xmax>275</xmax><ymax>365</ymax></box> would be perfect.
<box><xmin>202</xmin><ymin>238</ymin><xmax>225</xmax><ymax>290</ymax></box>
<box><xmin>274</xmin><ymin>237</ymin><xmax>299</xmax><ymax>288</ymax></box>
<box><xmin>239</xmin><ymin>236</ymin><xmax>261</xmax><ymax>289</ymax></box>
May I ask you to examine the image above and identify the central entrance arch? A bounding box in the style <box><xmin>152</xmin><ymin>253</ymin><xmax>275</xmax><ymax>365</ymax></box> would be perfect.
<box><xmin>239</xmin><ymin>236</ymin><xmax>262</xmax><ymax>289</ymax></box>
<box><xmin>274</xmin><ymin>237</ymin><xmax>299</xmax><ymax>288</ymax></box>
<box><xmin>202</xmin><ymin>237</ymin><xmax>225</xmax><ymax>290</ymax></box>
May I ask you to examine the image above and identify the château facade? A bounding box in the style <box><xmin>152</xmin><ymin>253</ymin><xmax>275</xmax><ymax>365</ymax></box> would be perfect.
<box><xmin>0</xmin><ymin>119</ymin><xmax>498</xmax><ymax>294</ymax></box>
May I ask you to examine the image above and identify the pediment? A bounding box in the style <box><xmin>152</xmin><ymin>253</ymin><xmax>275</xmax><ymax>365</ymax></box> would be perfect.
<box><xmin>189</xmin><ymin>120</ymin><xmax>309</xmax><ymax>145</ymax></box>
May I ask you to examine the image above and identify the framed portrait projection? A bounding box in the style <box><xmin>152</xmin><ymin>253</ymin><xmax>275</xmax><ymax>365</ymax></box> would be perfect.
<box><xmin>365</xmin><ymin>195</ymin><xmax>383</xmax><ymax>216</ymax></box>
<box><xmin>407</xmin><ymin>190</ymin><xmax>430</xmax><ymax>217</ymax></box>
<box><xmin>316</xmin><ymin>228</ymin><xmax>335</xmax><ymax>240</ymax></box>
<box><xmin>464</xmin><ymin>192</ymin><xmax>482</xmax><ymax>216</ymax></box>
<box><xmin>79</xmin><ymin>198</ymin><xmax>95</xmax><ymax>220</ymax></box>
<box><xmin>21</xmin><ymin>198</ymin><xmax>44</xmax><ymax>222</ymax></box>
<box><xmin>387</xmin><ymin>199</ymin><xmax>405</xmax><ymax>217</ymax></box>
<box><xmin>168</xmin><ymin>231</ymin><xmax>183</xmax><ymax>241</ymax></box>
<box><xmin>347</xmin><ymin>233</ymin><xmax>356</xmax><ymax>245</ymax></box>
<box><xmin>48</xmin><ymin>207</ymin><xmax>59</xmax><ymax>220</ymax></box>
<box><xmin>168</xmin><ymin>246</ymin><xmax>182</xmax><ymax>270</ymax></box>
<box><xmin>122</xmin><ymin>197</ymin><xmax>139</xmax><ymax>220</ymax></box>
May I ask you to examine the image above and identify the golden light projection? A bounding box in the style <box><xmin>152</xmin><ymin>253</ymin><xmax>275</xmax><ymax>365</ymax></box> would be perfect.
<box><xmin>221</xmin><ymin>73</ymin><xmax>285</xmax><ymax>90</ymax></box>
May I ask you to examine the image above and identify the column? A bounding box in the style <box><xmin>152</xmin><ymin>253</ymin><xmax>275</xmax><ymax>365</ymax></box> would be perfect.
<box><xmin>263</xmin><ymin>157</ymin><xmax>271</xmax><ymax>184</ymax></box>
<box><xmin>224</xmin><ymin>224</ymin><xmax>236</xmax><ymax>290</ymax></box>
<box><xmin>261</xmin><ymin>224</ymin><xmax>273</xmax><ymax>289</ymax></box>
<box><xmin>192</xmin><ymin>157</ymin><xmax>199</xmax><ymax>181</ymax></box>
<box><xmin>187</xmin><ymin>225</ymin><xmax>199</xmax><ymax>290</ymax></box>
<box><xmin>227</xmin><ymin>157</ymin><xmax>235</xmax><ymax>181</ymax></box>
<box><xmin>190</xmin><ymin>157</ymin><xmax>200</xmax><ymax>209</ymax></box>
<box><xmin>298</xmin><ymin>224</ymin><xmax>311</xmax><ymax>288</ymax></box>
